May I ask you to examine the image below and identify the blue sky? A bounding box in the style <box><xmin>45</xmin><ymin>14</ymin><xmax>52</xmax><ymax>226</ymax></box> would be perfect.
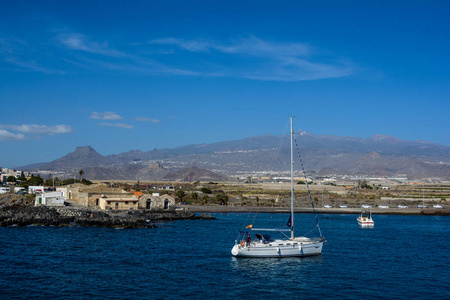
<box><xmin>0</xmin><ymin>0</ymin><xmax>449</xmax><ymax>168</ymax></box>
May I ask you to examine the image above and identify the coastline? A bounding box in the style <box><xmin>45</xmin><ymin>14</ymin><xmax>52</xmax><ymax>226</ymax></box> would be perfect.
<box><xmin>182</xmin><ymin>205</ymin><xmax>450</xmax><ymax>216</ymax></box>
<box><xmin>0</xmin><ymin>201</ymin><xmax>215</xmax><ymax>228</ymax></box>
<box><xmin>1</xmin><ymin>191</ymin><xmax>447</xmax><ymax>229</ymax></box>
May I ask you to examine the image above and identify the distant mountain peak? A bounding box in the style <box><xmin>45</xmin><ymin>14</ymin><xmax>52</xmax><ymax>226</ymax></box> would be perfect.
<box><xmin>68</xmin><ymin>146</ymin><xmax>102</xmax><ymax>158</ymax></box>
<box><xmin>75</xmin><ymin>145</ymin><xmax>95</xmax><ymax>151</ymax></box>
<box><xmin>40</xmin><ymin>145</ymin><xmax>112</xmax><ymax>170</ymax></box>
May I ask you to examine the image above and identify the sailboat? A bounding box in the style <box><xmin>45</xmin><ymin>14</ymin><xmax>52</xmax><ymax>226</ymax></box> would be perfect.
<box><xmin>231</xmin><ymin>117</ymin><xmax>326</xmax><ymax>258</ymax></box>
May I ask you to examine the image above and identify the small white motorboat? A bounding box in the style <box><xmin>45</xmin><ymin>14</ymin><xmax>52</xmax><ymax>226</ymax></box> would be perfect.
<box><xmin>357</xmin><ymin>210</ymin><xmax>374</xmax><ymax>227</ymax></box>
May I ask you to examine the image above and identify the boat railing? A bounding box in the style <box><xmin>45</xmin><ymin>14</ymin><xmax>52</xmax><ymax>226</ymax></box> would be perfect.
<box><xmin>309</xmin><ymin>237</ymin><xmax>326</xmax><ymax>243</ymax></box>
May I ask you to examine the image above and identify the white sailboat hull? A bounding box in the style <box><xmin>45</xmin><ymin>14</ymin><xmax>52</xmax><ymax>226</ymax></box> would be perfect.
<box><xmin>231</xmin><ymin>238</ymin><xmax>325</xmax><ymax>258</ymax></box>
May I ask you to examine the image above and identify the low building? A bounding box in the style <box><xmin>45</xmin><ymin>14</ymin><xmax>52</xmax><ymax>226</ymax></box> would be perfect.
<box><xmin>14</xmin><ymin>187</ymin><xmax>25</xmax><ymax>194</ymax></box>
<box><xmin>154</xmin><ymin>185</ymin><xmax>175</xmax><ymax>191</ymax></box>
<box><xmin>35</xmin><ymin>191</ymin><xmax>65</xmax><ymax>207</ymax></box>
<box><xmin>139</xmin><ymin>193</ymin><xmax>175</xmax><ymax>210</ymax></box>
<box><xmin>0</xmin><ymin>187</ymin><xmax>10</xmax><ymax>194</ymax></box>
<box><xmin>98</xmin><ymin>196</ymin><xmax>139</xmax><ymax>210</ymax></box>
<box><xmin>67</xmin><ymin>183</ymin><xmax>135</xmax><ymax>208</ymax></box>
<box><xmin>29</xmin><ymin>186</ymin><xmax>44</xmax><ymax>194</ymax></box>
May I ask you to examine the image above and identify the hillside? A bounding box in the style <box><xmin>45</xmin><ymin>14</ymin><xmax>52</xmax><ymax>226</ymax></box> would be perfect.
<box><xmin>18</xmin><ymin>132</ymin><xmax>450</xmax><ymax>180</ymax></box>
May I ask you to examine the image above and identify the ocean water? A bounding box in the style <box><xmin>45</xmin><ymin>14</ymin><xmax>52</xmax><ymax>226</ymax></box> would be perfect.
<box><xmin>0</xmin><ymin>213</ymin><xmax>449</xmax><ymax>299</ymax></box>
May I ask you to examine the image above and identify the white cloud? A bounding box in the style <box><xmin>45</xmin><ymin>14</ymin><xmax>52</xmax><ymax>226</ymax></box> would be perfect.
<box><xmin>0</xmin><ymin>124</ymin><xmax>73</xmax><ymax>136</ymax></box>
<box><xmin>59</xmin><ymin>33</ymin><xmax>126</xmax><ymax>58</ymax></box>
<box><xmin>90</xmin><ymin>111</ymin><xmax>122</xmax><ymax>120</ymax></box>
<box><xmin>150</xmin><ymin>38</ymin><xmax>213</xmax><ymax>52</ymax></box>
<box><xmin>148</xmin><ymin>37</ymin><xmax>356</xmax><ymax>81</ymax></box>
<box><xmin>4</xmin><ymin>57</ymin><xmax>61</xmax><ymax>74</ymax></box>
<box><xmin>0</xmin><ymin>129</ymin><xmax>25</xmax><ymax>141</ymax></box>
<box><xmin>1</xmin><ymin>37</ymin><xmax>63</xmax><ymax>74</ymax></box>
<box><xmin>150</xmin><ymin>37</ymin><xmax>310</xmax><ymax>57</ymax></box>
<box><xmin>99</xmin><ymin>123</ymin><xmax>133</xmax><ymax>129</ymax></box>
<box><xmin>135</xmin><ymin>117</ymin><xmax>160</xmax><ymax>123</ymax></box>
<box><xmin>5</xmin><ymin>29</ymin><xmax>356</xmax><ymax>81</ymax></box>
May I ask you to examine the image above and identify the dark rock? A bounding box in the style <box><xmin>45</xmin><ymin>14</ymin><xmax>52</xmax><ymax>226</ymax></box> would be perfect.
<box><xmin>0</xmin><ymin>202</ymin><xmax>214</xmax><ymax>228</ymax></box>
<box><xmin>196</xmin><ymin>213</ymin><xmax>216</xmax><ymax>220</ymax></box>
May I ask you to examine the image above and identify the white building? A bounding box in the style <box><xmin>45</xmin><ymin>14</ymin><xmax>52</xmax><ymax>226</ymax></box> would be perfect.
<box><xmin>35</xmin><ymin>191</ymin><xmax>65</xmax><ymax>207</ymax></box>
<box><xmin>14</xmin><ymin>187</ymin><xmax>25</xmax><ymax>194</ymax></box>
<box><xmin>29</xmin><ymin>186</ymin><xmax>44</xmax><ymax>194</ymax></box>
<box><xmin>0</xmin><ymin>187</ymin><xmax>11</xmax><ymax>194</ymax></box>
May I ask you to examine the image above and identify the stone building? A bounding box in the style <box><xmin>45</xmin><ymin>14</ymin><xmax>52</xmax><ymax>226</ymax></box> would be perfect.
<box><xmin>67</xmin><ymin>183</ymin><xmax>136</xmax><ymax>208</ymax></box>
<box><xmin>66</xmin><ymin>183</ymin><xmax>175</xmax><ymax>210</ymax></box>
<box><xmin>139</xmin><ymin>193</ymin><xmax>175</xmax><ymax>210</ymax></box>
<box><xmin>98</xmin><ymin>196</ymin><xmax>139</xmax><ymax>210</ymax></box>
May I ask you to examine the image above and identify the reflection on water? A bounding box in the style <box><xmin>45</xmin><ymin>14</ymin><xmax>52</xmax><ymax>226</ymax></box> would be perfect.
<box><xmin>230</xmin><ymin>255</ymin><xmax>324</xmax><ymax>273</ymax></box>
<box><xmin>227</xmin><ymin>255</ymin><xmax>327</xmax><ymax>295</ymax></box>
<box><xmin>229</xmin><ymin>255</ymin><xmax>325</xmax><ymax>292</ymax></box>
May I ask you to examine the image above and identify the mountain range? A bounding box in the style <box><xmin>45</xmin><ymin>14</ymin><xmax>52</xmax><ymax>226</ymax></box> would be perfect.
<box><xmin>18</xmin><ymin>131</ymin><xmax>450</xmax><ymax>181</ymax></box>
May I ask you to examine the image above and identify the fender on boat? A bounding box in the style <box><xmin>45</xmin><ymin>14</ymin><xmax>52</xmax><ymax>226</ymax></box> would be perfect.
<box><xmin>231</xmin><ymin>245</ymin><xmax>240</xmax><ymax>256</ymax></box>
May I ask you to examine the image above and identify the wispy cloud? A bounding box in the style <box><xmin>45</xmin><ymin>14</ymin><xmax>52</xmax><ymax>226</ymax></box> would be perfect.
<box><xmin>150</xmin><ymin>37</ymin><xmax>310</xmax><ymax>57</ymax></box>
<box><xmin>58</xmin><ymin>33</ymin><xmax>126</xmax><ymax>58</ymax></box>
<box><xmin>148</xmin><ymin>37</ymin><xmax>356</xmax><ymax>81</ymax></box>
<box><xmin>2</xmin><ymin>29</ymin><xmax>357</xmax><ymax>81</ymax></box>
<box><xmin>0</xmin><ymin>124</ymin><xmax>72</xmax><ymax>140</ymax></box>
<box><xmin>92</xmin><ymin>112</ymin><xmax>132</xmax><ymax>129</ymax></box>
<box><xmin>90</xmin><ymin>111</ymin><xmax>122</xmax><ymax>120</ymax></box>
<box><xmin>99</xmin><ymin>123</ymin><xmax>133</xmax><ymax>129</ymax></box>
<box><xmin>150</xmin><ymin>38</ymin><xmax>214</xmax><ymax>52</ymax></box>
<box><xmin>135</xmin><ymin>117</ymin><xmax>160</xmax><ymax>123</ymax></box>
<box><xmin>0</xmin><ymin>124</ymin><xmax>73</xmax><ymax>135</ymax></box>
<box><xmin>4</xmin><ymin>57</ymin><xmax>61</xmax><ymax>74</ymax></box>
<box><xmin>0</xmin><ymin>129</ymin><xmax>25</xmax><ymax>141</ymax></box>
<box><xmin>56</xmin><ymin>33</ymin><xmax>356</xmax><ymax>80</ymax></box>
<box><xmin>1</xmin><ymin>36</ymin><xmax>62</xmax><ymax>74</ymax></box>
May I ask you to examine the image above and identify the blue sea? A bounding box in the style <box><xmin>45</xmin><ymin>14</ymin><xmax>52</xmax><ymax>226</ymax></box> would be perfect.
<box><xmin>1</xmin><ymin>213</ymin><xmax>449</xmax><ymax>299</ymax></box>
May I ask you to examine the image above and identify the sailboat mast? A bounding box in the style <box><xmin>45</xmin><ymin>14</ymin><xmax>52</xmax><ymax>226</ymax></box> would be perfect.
<box><xmin>290</xmin><ymin>116</ymin><xmax>295</xmax><ymax>240</ymax></box>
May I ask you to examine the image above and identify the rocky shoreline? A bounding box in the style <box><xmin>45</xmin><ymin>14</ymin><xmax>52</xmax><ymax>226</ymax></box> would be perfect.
<box><xmin>0</xmin><ymin>195</ymin><xmax>215</xmax><ymax>228</ymax></box>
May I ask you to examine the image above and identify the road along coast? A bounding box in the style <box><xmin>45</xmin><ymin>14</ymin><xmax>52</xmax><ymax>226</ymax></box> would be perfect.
<box><xmin>182</xmin><ymin>205</ymin><xmax>450</xmax><ymax>216</ymax></box>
